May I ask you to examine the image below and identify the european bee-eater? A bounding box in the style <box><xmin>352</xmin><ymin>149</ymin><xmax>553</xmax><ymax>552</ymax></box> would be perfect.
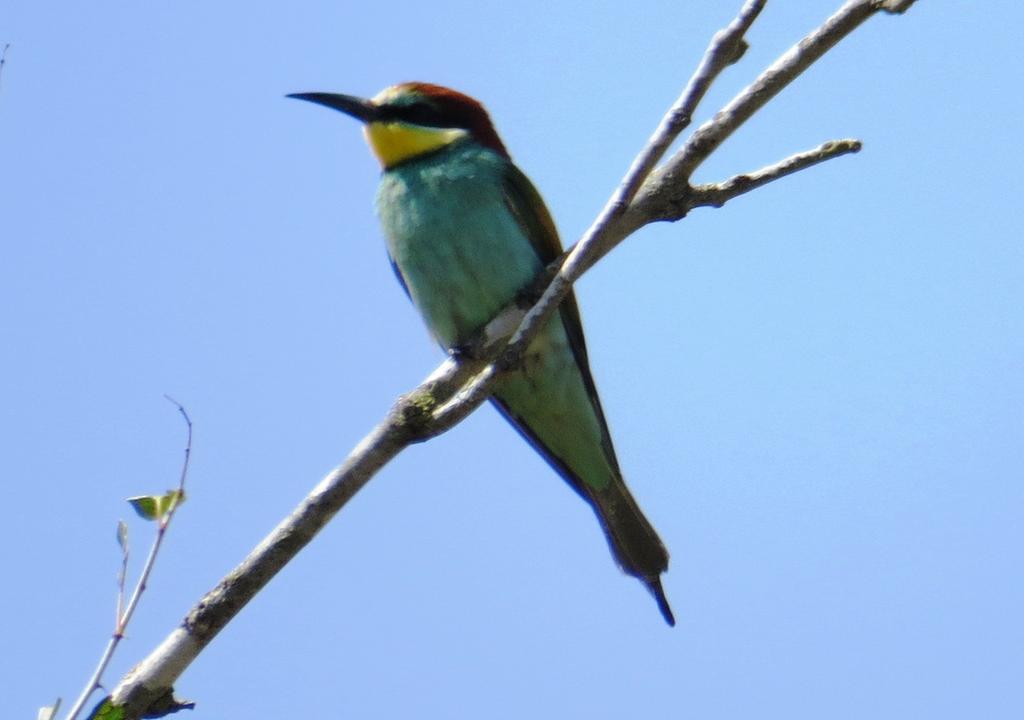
<box><xmin>289</xmin><ymin>83</ymin><xmax>674</xmax><ymax>625</ymax></box>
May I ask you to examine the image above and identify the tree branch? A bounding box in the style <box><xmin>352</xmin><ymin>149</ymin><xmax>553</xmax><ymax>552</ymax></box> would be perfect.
<box><xmin>690</xmin><ymin>138</ymin><xmax>862</xmax><ymax>209</ymax></box>
<box><xmin>632</xmin><ymin>0</ymin><xmax>914</xmax><ymax>224</ymax></box>
<box><xmin>107</xmin><ymin>0</ymin><xmax>918</xmax><ymax>716</ymax></box>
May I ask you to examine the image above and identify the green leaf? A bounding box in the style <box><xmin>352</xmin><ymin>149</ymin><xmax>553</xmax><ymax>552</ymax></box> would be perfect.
<box><xmin>127</xmin><ymin>489</ymin><xmax>185</xmax><ymax>521</ymax></box>
<box><xmin>85</xmin><ymin>697</ymin><xmax>123</xmax><ymax>720</ymax></box>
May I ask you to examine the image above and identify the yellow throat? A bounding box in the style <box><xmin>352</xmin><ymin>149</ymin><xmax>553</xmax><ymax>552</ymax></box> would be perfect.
<box><xmin>363</xmin><ymin>122</ymin><xmax>467</xmax><ymax>168</ymax></box>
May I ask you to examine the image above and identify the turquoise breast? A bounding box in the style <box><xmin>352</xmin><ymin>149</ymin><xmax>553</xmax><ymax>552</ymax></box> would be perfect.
<box><xmin>375</xmin><ymin>140</ymin><xmax>541</xmax><ymax>348</ymax></box>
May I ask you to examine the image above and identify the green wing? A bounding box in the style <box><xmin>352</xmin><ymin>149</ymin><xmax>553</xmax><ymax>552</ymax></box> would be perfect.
<box><xmin>500</xmin><ymin>163</ymin><xmax>589</xmax><ymax>367</ymax></box>
<box><xmin>497</xmin><ymin>163</ymin><xmax>673</xmax><ymax>625</ymax></box>
<box><xmin>498</xmin><ymin>162</ymin><xmax>622</xmax><ymax>476</ymax></box>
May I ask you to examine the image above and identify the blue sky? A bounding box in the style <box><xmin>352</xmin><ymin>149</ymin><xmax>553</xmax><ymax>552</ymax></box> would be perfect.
<box><xmin>3</xmin><ymin>1</ymin><xmax>1021</xmax><ymax>718</ymax></box>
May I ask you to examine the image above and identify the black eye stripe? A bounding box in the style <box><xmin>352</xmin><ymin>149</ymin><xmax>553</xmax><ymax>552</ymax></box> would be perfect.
<box><xmin>378</xmin><ymin>102</ymin><xmax>462</xmax><ymax>130</ymax></box>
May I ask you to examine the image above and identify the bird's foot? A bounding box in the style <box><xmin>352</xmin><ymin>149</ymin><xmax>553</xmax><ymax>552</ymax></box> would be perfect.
<box><xmin>448</xmin><ymin>340</ymin><xmax>483</xmax><ymax>363</ymax></box>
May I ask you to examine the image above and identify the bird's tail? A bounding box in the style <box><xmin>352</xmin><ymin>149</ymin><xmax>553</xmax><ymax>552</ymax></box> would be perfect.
<box><xmin>588</xmin><ymin>480</ymin><xmax>674</xmax><ymax>626</ymax></box>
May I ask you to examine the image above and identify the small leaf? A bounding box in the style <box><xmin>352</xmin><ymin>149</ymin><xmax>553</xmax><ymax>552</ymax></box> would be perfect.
<box><xmin>127</xmin><ymin>495</ymin><xmax>159</xmax><ymax>520</ymax></box>
<box><xmin>37</xmin><ymin>699</ymin><xmax>61</xmax><ymax>720</ymax></box>
<box><xmin>85</xmin><ymin>697</ymin><xmax>124</xmax><ymax>720</ymax></box>
<box><xmin>116</xmin><ymin>519</ymin><xmax>129</xmax><ymax>550</ymax></box>
<box><xmin>127</xmin><ymin>489</ymin><xmax>186</xmax><ymax>521</ymax></box>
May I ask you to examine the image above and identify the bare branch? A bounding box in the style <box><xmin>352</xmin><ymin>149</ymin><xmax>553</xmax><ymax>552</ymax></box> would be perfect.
<box><xmin>106</xmin><ymin>1</ymin><xmax>919</xmax><ymax>716</ymax></box>
<box><xmin>634</xmin><ymin>0</ymin><xmax>918</xmax><ymax>223</ymax></box>
<box><xmin>606</xmin><ymin>0</ymin><xmax>767</xmax><ymax>217</ymax></box>
<box><xmin>690</xmin><ymin>138</ymin><xmax>862</xmax><ymax>209</ymax></box>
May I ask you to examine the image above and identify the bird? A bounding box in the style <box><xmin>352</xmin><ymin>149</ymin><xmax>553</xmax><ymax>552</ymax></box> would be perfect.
<box><xmin>289</xmin><ymin>82</ymin><xmax>674</xmax><ymax>625</ymax></box>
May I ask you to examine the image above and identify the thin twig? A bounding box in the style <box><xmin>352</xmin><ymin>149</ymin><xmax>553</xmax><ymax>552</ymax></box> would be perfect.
<box><xmin>63</xmin><ymin>400</ymin><xmax>193</xmax><ymax>720</ymax></box>
<box><xmin>107</xmin><ymin>1</ymin><xmax>919</xmax><ymax>716</ymax></box>
<box><xmin>163</xmin><ymin>396</ymin><xmax>193</xmax><ymax>495</ymax></box>
<box><xmin>607</xmin><ymin>0</ymin><xmax>767</xmax><ymax>217</ymax></box>
<box><xmin>690</xmin><ymin>138</ymin><xmax>862</xmax><ymax>208</ymax></box>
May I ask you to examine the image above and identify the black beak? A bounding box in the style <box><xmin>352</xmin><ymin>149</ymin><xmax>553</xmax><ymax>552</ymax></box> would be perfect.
<box><xmin>286</xmin><ymin>92</ymin><xmax>379</xmax><ymax>123</ymax></box>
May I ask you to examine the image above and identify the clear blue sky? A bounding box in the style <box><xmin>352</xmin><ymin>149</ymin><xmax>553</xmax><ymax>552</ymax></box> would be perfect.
<box><xmin>3</xmin><ymin>2</ymin><xmax>1021</xmax><ymax>718</ymax></box>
